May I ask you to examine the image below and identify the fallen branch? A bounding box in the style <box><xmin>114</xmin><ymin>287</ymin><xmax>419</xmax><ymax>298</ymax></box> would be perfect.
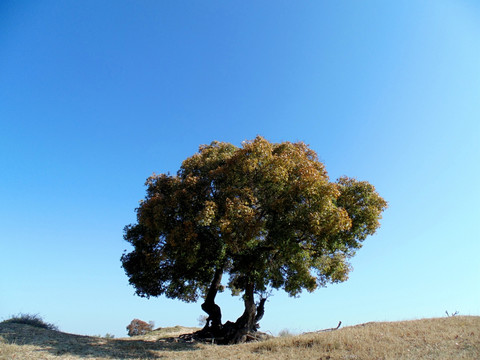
<box><xmin>302</xmin><ymin>321</ymin><xmax>342</xmax><ymax>335</ymax></box>
<box><xmin>445</xmin><ymin>311</ymin><xmax>459</xmax><ymax>317</ymax></box>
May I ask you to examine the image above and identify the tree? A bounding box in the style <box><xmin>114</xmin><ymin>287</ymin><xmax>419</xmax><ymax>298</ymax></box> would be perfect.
<box><xmin>126</xmin><ymin>319</ymin><xmax>153</xmax><ymax>336</ymax></box>
<box><xmin>121</xmin><ymin>136</ymin><xmax>387</xmax><ymax>344</ymax></box>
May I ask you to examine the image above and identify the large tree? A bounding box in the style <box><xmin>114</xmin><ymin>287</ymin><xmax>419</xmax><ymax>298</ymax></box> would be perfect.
<box><xmin>121</xmin><ymin>136</ymin><xmax>387</xmax><ymax>344</ymax></box>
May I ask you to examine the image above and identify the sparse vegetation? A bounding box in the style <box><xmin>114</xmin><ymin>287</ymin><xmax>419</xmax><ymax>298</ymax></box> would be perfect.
<box><xmin>1</xmin><ymin>313</ymin><xmax>58</xmax><ymax>331</ymax></box>
<box><xmin>278</xmin><ymin>329</ymin><xmax>294</xmax><ymax>337</ymax></box>
<box><xmin>0</xmin><ymin>316</ymin><xmax>478</xmax><ymax>359</ymax></box>
<box><xmin>93</xmin><ymin>333</ymin><xmax>116</xmax><ymax>339</ymax></box>
<box><xmin>198</xmin><ymin>315</ymin><xmax>208</xmax><ymax>327</ymax></box>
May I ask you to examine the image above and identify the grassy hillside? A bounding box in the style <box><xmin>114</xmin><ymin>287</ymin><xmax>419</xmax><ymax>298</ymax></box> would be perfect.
<box><xmin>1</xmin><ymin>316</ymin><xmax>479</xmax><ymax>359</ymax></box>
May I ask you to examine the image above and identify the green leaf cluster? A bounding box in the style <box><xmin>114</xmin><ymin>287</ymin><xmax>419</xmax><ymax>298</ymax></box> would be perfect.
<box><xmin>121</xmin><ymin>136</ymin><xmax>387</xmax><ymax>301</ymax></box>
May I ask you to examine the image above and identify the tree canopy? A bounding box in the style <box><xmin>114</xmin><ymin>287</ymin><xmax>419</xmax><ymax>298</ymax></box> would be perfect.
<box><xmin>121</xmin><ymin>136</ymin><xmax>387</xmax><ymax>343</ymax></box>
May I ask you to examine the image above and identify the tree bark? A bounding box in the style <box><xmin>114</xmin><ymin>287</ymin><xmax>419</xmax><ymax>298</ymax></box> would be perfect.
<box><xmin>226</xmin><ymin>281</ymin><xmax>257</xmax><ymax>344</ymax></box>
<box><xmin>200</xmin><ymin>266</ymin><xmax>223</xmax><ymax>335</ymax></box>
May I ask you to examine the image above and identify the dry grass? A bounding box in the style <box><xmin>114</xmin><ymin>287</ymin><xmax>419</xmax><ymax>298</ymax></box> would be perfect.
<box><xmin>250</xmin><ymin>316</ymin><xmax>479</xmax><ymax>360</ymax></box>
<box><xmin>1</xmin><ymin>316</ymin><xmax>479</xmax><ymax>359</ymax></box>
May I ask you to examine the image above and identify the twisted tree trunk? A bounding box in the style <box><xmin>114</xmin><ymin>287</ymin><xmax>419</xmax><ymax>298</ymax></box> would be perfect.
<box><xmin>230</xmin><ymin>281</ymin><xmax>257</xmax><ymax>343</ymax></box>
<box><xmin>197</xmin><ymin>274</ymin><xmax>267</xmax><ymax>344</ymax></box>
<box><xmin>200</xmin><ymin>266</ymin><xmax>223</xmax><ymax>336</ymax></box>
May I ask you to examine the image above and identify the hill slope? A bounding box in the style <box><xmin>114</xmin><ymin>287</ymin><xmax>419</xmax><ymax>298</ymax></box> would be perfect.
<box><xmin>1</xmin><ymin>316</ymin><xmax>479</xmax><ymax>359</ymax></box>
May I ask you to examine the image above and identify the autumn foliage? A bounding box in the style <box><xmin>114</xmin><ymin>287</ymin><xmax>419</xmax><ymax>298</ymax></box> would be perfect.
<box><xmin>121</xmin><ymin>136</ymin><xmax>387</xmax><ymax>343</ymax></box>
<box><xmin>126</xmin><ymin>319</ymin><xmax>153</xmax><ymax>337</ymax></box>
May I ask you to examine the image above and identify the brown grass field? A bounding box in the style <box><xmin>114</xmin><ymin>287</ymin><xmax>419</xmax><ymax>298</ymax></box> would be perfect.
<box><xmin>0</xmin><ymin>316</ymin><xmax>478</xmax><ymax>359</ymax></box>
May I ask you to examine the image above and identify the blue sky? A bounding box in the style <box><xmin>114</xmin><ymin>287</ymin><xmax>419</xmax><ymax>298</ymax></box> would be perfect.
<box><xmin>1</xmin><ymin>1</ymin><xmax>479</xmax><ymax>337</ymax></box>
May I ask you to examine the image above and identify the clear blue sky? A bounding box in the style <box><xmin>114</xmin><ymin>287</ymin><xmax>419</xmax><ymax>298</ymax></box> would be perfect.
<box><xmin>1</xmin><ymin>1</ymin><xmax>479</xmax><ymax>337</ymax></box>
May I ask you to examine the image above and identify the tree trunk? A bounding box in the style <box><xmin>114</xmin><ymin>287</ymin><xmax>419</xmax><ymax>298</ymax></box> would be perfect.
<box><xmin>195</xmin><ymin>277</ymin><xmax>267</xmax><ymax>344</ymax></box>
<box><xmin>200</xmin><ymin>266</ymin><xmax>223</xmax><ymax>335</ymax></box>
<box><xmin>237</xmin><ymin>281</ymin><xmax>257</xmax><ymax>330</ymax></box>
<box><xmin>226</xmin><ymin>281</ymin><xmax>257</xmax><ymax>344</ymax></box>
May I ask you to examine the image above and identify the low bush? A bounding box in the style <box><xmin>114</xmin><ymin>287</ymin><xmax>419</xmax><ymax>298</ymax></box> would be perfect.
<box><xmin>2</xmin><ymin>313</ymin><xmax>58</xmax><ymax>331</ymax></box>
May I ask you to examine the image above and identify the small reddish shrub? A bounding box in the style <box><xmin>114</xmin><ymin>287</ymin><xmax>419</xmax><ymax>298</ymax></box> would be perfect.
<box><xmin>126</xmin><ymin>319</ymin><xmax>153</xmax><ymax>337</ymax></box>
